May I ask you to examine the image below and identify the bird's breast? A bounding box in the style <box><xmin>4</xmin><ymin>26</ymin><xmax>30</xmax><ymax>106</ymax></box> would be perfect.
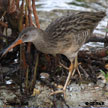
<box><xmin>63</xmin><ymin>44</ymin><xmax>79</xmax><ymax>61</ymax></box>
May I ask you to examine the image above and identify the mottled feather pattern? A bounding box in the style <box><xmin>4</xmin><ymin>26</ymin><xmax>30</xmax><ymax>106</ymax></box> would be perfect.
<box><xmin>45</xmin><ymin>11</ymin><xmax>105</xmax><ymax>40</ymax></box>
<box><xmin>18</xmin><ymin>11</ymin><xmax>106</xmax><ymax>60</ymax></box>
<box><xmin>44</xmin><ymin>11</ymin><xmax>105</xmax><ymax>56</ymax></box>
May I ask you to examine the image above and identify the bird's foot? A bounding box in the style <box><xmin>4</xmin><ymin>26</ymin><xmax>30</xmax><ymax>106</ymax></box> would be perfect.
<box><xmin>50</xmin><ymin>90</ymin><xmax>66</xmax><ymax>98</ymax></box>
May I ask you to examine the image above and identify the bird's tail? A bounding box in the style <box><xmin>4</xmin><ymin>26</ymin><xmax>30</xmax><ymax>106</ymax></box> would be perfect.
<box><xmin>94</xmin><ymin>11</ymin><xmax>106</xmax><ymax>22</ymax></box>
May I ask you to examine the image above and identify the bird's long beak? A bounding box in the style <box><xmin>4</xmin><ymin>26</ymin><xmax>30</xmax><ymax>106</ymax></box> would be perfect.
<box><xmin>2</xmin><ymin>38</ymin><xmax>23</xmax><ymax>57</ymax></box>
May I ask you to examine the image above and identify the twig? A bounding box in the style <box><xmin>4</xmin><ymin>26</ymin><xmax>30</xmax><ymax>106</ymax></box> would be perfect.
<box><xmin>27</xmin><ymin>0</ymin><xmax>32</xmax><ymax>26</ymax></box>
<box><xmin>25</xmin><ymin>68</ymin><xmax>29</xmax><ymax>90</ymax></box>
<box><xmin>18</xmin><ymin>0</ymin><xmax>24</xmax><ymax>32</ymax></box>
<box><xmin>79</xmin><ymin>64</ymin><xmax>89</xmax><ymax>78</ymax></box>
<box><xmin>32</xmin><ymin>0</ymin><xmax>40</xmax><ymax>28</ymax></box>
<box><xmin>30</xmin><ymin>0</ymin><xmax>40</xmax><ymax>92</ymax></box>
<box><xmin>16</xmin><ymin>0</ymin><xmax>19</xmax><ymax>8</ymax></box>
<box><xmin>25</xmin><ymin>0</ymin><xmax>29</xmax><ymax>27</ymax></box>
<box><xmin>8</xmin><ymin>0</ymin><xmax>16</xmax><ymax>13</ymax></box>
<box><xmin>27</xmin><ymin>0</ymin><xmax>32</xmax><ymax>53</ymax></box>
<box><xmin>30</xmin><ymin>54</ymin><xmax>39</xmax><ymax>91</ymax></box>
<box><xmin>0</xmin><ymin>21</ymin><xmax>8</xmax><ymax>28</ymax></box>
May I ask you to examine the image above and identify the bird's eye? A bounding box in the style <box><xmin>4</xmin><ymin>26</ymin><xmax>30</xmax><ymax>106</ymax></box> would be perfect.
<box><xmin>22</xmin><ymin>35</ymin><xmax>26</xmax><ymax>39</ymax></box>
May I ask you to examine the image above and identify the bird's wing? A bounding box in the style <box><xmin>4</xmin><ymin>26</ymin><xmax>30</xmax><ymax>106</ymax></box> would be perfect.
<box><xmin>45</xmin><ymin>11</ymin><xmax>105</xmax><ymax>41</ymax></box>
<box><xmin>44</xmin><ymin>11</ymin><xmax>105</xmax><ymax>53</ymax></box>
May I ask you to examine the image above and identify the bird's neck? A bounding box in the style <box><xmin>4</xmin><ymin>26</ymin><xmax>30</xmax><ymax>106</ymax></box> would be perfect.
<box><xmin>32</xmin><ymin>29</ymin><xmax>51</xmax><ymax>53</ymax></box>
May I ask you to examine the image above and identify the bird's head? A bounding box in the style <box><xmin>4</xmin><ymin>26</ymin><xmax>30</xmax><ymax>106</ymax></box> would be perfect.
<box><xmin>2</xmin><ymin>26</ymin><xmax>40</xmax><ymax>56</ymax></box>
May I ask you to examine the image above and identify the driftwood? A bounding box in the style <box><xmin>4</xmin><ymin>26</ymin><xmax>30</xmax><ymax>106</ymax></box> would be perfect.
<box><xmin>87</xmin><ymin>34</ymin><xmax>105</xmax><ymax>43</ymax></box>
<box><xmin>79</xmin><ymin>46</ymin><xmax>108</xmax><ymax>58</ymax></box>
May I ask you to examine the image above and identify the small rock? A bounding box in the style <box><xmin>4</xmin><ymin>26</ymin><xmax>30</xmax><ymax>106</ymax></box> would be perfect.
<box><xmin>40</xmin><ymin>72</ymin><xmax>50</xmax><ymax>79</ymax></box>
<box><xmin>68</xmin><ymin>83</ymin><xmax>81</xmax><ymax>92</ymax></box>
<box><xmin>105</xmin><ymin>83</ymin><xmax>108</xmax><ymax>90</ymax></box>
<box><xmin>0</xmin><ymin>100</ymin><xmax>3</xmax><ymax>106</ymax></box>
<box><xmin>32</xmin><ymin>88</ymin><xmax>40</xmax><ymax>96</ymax></box>
<box><xmin>97</xmin><ymin>80</ymin><xmax>105</xmax><ymax>88</ymax></box>
<box><xmin>88</xmin><ymin>83</ymin><xmax>94</xmax><ymax>87</ymax></box>
<box><xmin>80</xmin><ymin>84</ymin><xmax>86</xmax><ymax>89</ymax></box>
<box><xmin>57</xmin><ymin>85</ymin><xmax>63</xmax><ymax>89</ymax></box>
<box><xmin>94</xmin><ymin>86</ymin><xmax>100</xmax><ymax>90</ymax></box>
<box><xmin>105</xmin><ymin>64</ymin><xmax>108</xmax><ymax>70</ymax></box>
<box><xmin>97</xmin><ymin>72</ymin><xmax>106</xmax><ymax>83</ymax></box>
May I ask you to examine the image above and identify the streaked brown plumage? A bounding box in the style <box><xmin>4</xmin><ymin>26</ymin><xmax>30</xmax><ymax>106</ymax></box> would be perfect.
<box><xmin>2</xmin><ymin>11</ymin><xmax>106</xmax><ymax>95</ymax></box>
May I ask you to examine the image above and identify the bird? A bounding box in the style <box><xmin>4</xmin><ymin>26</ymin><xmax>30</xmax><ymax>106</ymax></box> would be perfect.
<box><xmin>2</xmin><ymin>11</ymin><xmax>106</xmax><ymax>95</ymax></box>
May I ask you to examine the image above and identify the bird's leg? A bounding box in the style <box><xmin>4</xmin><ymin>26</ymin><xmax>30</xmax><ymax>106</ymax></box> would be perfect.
<box><xmin>63</xmin><ymin>62</ymin><xmax>74</xmax><ymax>91</ymax></box>
<box><xmin>50</xmin><ymin>56</ymin><xmax>82</xmax><ymax>97</ymax></box>
<box><xmin>74</xmin><ymin>56</ymin><xmax>81</xmax><ymax>78</ymax></box>
<box><xmin>74</xmin><ymin>56</ymin><xmax>78</xmax><ymax>68</ymax></box>
<box><xmin>50</xmin><ymin>62</ymin><xmax>74</xmax><ymax>97</ymax></box>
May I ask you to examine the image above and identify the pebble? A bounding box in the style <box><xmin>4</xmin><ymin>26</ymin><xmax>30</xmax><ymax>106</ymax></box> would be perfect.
<box><xmin>68</xmin><ymin>83</ymin><xmax>81</xmax><ymax>92</ymax></box>
<box><xmin>40</xmin><ymin>72</ymin><xmax>50</xmax><ymax>79</ymax></box>
<box><xmin>97</xmin><ymin>80</ymin><xmax>105</xmax><ymax>88</ymax></box>
<box><xmin>80</xmin><ymin>84</ymin><xmax>86</xmax><ymax>89</ymax></box>
<box><xmin>88</xmin><ymin>83</ymin><xmax>94</xmax><ymax>87</ymax></box>
<box><xmin>105</xmin><ymin>83</ymin><xmax>108</xmax><ymax>90</ymax></box>
<box><xmin>32</xmin><ymin>88</ymin><xmax>40</xmax><ymax>96</ymax></box>
<box><xmin>0</xmin><ymin>100</ymin><xmax>3</xmax><ymax>106</ymax></box>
